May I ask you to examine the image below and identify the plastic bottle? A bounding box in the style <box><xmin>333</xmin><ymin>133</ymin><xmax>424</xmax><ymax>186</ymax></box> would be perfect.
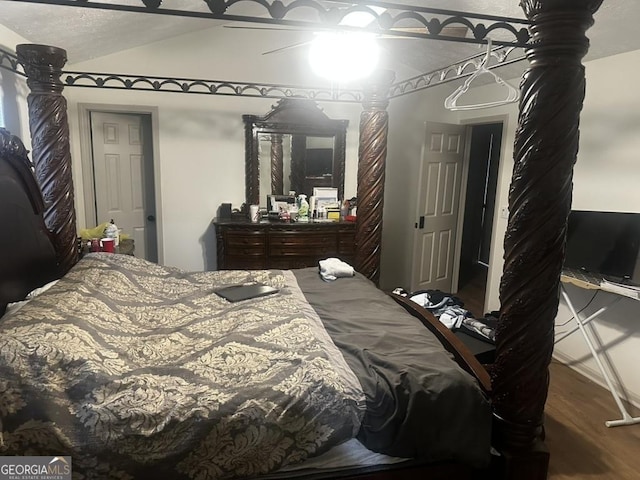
<box><xmin>104</xmin><ymin>219</ymin><xmax>119</xmax><ymax>246</ymax></box>
<box><xmin>341</xmin><ymin>199</ymin><xmax>349</xmax><ymax>219</ymax></box>
<box><xmin>298</xmin><ymin>194</ymin><xmax>309</xmax><ymax>222</ymax></box>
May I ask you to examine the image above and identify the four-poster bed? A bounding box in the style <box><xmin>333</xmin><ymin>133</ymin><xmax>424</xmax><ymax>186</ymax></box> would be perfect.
<box><xmin>0</xmin><ymin>0</ymin><xmax>605</xmax><ymax>479</ymax></box>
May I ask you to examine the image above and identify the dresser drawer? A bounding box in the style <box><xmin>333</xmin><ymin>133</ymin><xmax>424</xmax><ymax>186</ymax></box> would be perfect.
<box><xmin>226</xmin><ymin>245</ymin><xmax>266</xmax><ymax>256</ymax></box>
<box><xmin>270</xmin><ymin>233</ymin><xmax>336</xmax><ymax>247</ymax></box>
<box><xmin>338</xmin><ymin>234</ymin><xmax>355</xmax><ymax>253</ymax></box>
<box><xmin>225</xmin><ymin>232</ymin><xmax>266</xmax><ymax>245</ymax></box>
<box><xmin>225</xmin><ymin>231</ymin><xmax>266</xmax><ymax>253</ymax></box>
<box><xmin>269</xmin><ymin>244</ymin><xmax>337</xmax><ymax>257</ymax></box>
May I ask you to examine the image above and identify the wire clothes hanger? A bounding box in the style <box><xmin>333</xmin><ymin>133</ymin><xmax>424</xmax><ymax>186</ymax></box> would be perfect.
<box><xmin>444</xmin><ymin>39</ymin><xmax>520</xmax><ymax>111</ymax></box>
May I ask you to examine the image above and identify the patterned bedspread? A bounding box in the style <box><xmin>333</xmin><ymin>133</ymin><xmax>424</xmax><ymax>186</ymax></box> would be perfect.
<box><xmin>0</xmin><ymin>254</ymin><xmax>365</xmax><ymax>479</ymax></box>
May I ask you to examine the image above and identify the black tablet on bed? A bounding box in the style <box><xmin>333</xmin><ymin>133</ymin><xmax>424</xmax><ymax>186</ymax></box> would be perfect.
<box><xmin>215</xmin><ymin>283</ymin><xmax>279</xmax><ymax>302</ymax></box>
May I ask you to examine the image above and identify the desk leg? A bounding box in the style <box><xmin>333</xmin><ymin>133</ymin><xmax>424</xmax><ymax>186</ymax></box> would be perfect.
<box><xmin>559</xmin><ymin>286</ymin><xmax>640</xmax><ymax>427</ymax></box>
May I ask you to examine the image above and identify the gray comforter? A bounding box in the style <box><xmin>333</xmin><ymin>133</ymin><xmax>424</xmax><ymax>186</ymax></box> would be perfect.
<box><xmin>293</xmin><ymin>268</ymin><xmax>492</xmax><ymax>467</ymax></box>
<box><xmin>0</xmin><ymin>254</ymin><xmax>491</xmax><ymax>479</ymax></box>
<box><xmin>0</xmin><ymin>254</ymin><xmax>365</xmax><ymax>479</ymax></box>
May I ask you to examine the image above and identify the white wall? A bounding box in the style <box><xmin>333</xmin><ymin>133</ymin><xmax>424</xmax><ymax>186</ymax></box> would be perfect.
<box><xmin>0</xmin><ymin>25</ymin><xmax>32</xmax><ymax>146</ymax></box>
<box><xmin>383</xmin><ymin>49</ymin><xmax>640</xmax><ymax>408</ymax></box>
<box><xmin>62</xmin><ymin>27</ymin><xmax>364</xmax><ymax>271</ymax></box>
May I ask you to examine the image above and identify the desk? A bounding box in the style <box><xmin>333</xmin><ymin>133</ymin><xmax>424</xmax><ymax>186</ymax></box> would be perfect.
<box><xmin>558</xmin><ymin>272</ymin><xmax>640</xmax><ymax>427</ymax></box>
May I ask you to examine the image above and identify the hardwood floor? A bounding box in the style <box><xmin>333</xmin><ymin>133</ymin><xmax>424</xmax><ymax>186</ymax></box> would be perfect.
<box><xmin>455</xmin><ymin>264</ymin><xmax>488</xmax><ymax>318</ymax></box>
<box><xmin>546</xmin><ymin>360</ymin><xmax>640</xmax><ymax>479</ymax></box>
<box><xmin>455</xmin><ymin>264</ymin><xmax>640</xmax><ymax>479</ymax></box>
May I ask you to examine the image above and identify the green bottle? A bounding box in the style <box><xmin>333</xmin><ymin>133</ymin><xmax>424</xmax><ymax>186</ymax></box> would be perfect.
<box><xmin>298</xmin><ymin>194</ymin><xmax>309</xmax><ymax>221</ymax></box>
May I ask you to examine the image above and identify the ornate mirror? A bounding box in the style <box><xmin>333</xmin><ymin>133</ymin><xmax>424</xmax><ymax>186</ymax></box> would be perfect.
<box><xmin>244</xmin><ymin>99</ymin><xmax>348</xmax><ymax>207</ymax></box>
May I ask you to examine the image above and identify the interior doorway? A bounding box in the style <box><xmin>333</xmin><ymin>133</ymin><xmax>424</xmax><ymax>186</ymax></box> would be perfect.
<box><xmin>83</xmin><ymin>109</ymin><xmax>159</xmax><ymax>262</ymax></box>
<box><xmin>456</xmin><ymin>122</ymin><xmax>503</xmax><ymax>315</ymax></box>
<box><xmin>411</xmin><ymin>121</ymin><xmax>467</xmax><ymax>293</ymax></box>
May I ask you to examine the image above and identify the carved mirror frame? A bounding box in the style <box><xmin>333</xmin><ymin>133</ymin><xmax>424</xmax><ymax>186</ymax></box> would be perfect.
<box><xmin>243</xmin><ymin>98</ymin><xmax>348</xmax><ymax>206</ymax></box>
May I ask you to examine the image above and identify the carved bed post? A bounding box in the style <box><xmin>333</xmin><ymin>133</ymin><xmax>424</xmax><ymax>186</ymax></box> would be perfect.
<box><xmin>16</xmin><ymin>44</ymin><xmax>78</xmax><ymax>275</ymax></box>
<box><xmin>356</xmin><ymin>70</ymin><xmax>395</xmax><ymax>285</ymax></box>
<box><xmin>492</xmin><ymin>1</ymin><xmax>604</xmax><ymax>478</ymax></box>
<box><xmin>270</xmin><ymin>133</ymin><xmax>284</xmax><ymax>195</ymax></box>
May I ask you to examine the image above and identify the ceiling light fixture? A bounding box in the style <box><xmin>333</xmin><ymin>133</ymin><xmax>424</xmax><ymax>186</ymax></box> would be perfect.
<box><xmin>308</xmin><ymin>6</ymin><xmax>384</xmax><ymax>83</ymax></box>
<box><xmin>308</xmin><ymin>32</ymin><xmax>380</xmax><ymax>83</ymax></box>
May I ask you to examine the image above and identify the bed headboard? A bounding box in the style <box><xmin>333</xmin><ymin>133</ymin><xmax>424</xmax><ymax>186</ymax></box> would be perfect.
<box><xmin>0</xmin><ymin>128</ymin><xmax>59</xmax><ymax>315</ymax></box>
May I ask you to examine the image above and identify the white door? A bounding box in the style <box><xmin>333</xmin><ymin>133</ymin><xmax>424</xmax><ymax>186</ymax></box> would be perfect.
<box><xmin>91</xmin><ymin>112</ymin><xmax>158</xmax><ymax>262</ymax></box>
<box><xmin>411</xmin><ymin>122</ymin><xmax>466</xmax><ymax>292</ymax></box>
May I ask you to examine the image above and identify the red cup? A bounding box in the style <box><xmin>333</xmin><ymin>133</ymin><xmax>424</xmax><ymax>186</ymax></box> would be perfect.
<box><xmin>100</xmin><ymin>238</ymin><xmax>116</xmax><ymax>253</ymax></box>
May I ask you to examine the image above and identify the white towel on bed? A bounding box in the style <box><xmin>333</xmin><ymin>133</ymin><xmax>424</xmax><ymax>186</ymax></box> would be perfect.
<box><xmin>319</xmin><ymin>258</ymin><xmax>355</xmax><ymax>282</ymax></box>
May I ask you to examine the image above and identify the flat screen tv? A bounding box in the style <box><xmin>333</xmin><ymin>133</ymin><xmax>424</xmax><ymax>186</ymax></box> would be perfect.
<box><xmin>564</xmin><ymin>210</ymin><xmax>640</xmax><ymax>283</ymax></box>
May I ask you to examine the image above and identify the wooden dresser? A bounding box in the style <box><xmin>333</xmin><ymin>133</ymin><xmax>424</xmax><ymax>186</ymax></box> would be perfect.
<box><xmin>214</xmin><ymin>218</ymin><xmax>356</xmax><ymax>270</ymax></box>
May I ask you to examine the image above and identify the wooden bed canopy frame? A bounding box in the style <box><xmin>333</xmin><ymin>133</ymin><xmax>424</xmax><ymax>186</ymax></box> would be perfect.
<box><xmin>0</xmin><ymin>0</ymin><xmax>605</xmax><ymax>479</ymax></box>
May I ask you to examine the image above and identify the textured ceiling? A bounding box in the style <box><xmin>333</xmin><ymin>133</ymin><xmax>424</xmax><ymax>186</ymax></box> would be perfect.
<box><xmin>0</xmin><ymin>1</ymin><xmax>637</xmax><ymax>86</ymax></box>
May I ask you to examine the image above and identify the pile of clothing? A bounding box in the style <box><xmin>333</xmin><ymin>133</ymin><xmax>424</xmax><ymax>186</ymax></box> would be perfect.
<box><xmin>461</xmin><ymin>314</ymin><xmax>498</xmax><ymax>343</ymax></box>
<box><xmin>396</xmin><ymin>288</ymin><xmax>498</xmax><ymax>344</ymax></box>
<box><xmin>408</xmin><ymin>290</ymin><xmax>469</xmax><ymax>329</ymax></box>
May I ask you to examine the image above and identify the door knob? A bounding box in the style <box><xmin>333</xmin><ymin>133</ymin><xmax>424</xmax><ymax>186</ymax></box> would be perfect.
<box><xmin>147</xmin><ymin>214</ymin><xmax>156</xmax><ymax>222</ymax></box>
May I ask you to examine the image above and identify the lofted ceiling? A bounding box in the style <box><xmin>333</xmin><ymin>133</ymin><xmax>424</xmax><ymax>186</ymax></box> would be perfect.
<box><xmin>0</xmin><ymin>1</ymin><xmax>637</xmax><ymax>87</ymax></box>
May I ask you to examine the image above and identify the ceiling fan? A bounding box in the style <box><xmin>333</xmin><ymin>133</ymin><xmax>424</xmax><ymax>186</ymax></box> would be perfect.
<box><xmin>223</xmin><ymin>24</ymin><xmax>470</xmax><ymax>56</ymax></box>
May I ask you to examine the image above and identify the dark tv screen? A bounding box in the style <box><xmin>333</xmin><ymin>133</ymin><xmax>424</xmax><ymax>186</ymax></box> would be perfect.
<box><xmin>564</xmin><ymin>210</ymin><xmax>640</xmax><ymax>282</ymax></box>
